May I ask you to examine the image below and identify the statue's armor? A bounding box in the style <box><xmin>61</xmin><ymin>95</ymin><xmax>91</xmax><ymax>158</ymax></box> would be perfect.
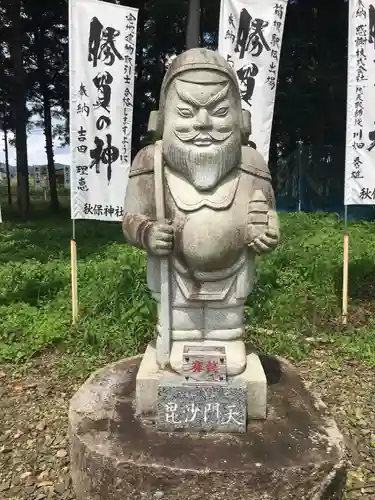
<box><xmin>123</xmin><ymin>143</ymin><xmax>275</xmax><ymax>343</ymax></box>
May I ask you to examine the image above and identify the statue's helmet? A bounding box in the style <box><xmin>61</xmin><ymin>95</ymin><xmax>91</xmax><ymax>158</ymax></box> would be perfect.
<box><xmin>148</xmin><ymin>48</ymin><xmax>251</xmax><ymax>143</ymax></box>
<box><xmin>159</xmin><ymin>49</ymin><xmax>240</xmax><ymax>109</ymax></box>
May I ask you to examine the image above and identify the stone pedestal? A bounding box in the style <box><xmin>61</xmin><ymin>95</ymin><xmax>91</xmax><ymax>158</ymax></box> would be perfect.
<box><xmin>157</xmin><ymin>375</ymin><xmax>247</xmax><ymax>432</ymax></box>
<box><xmin>69</xmin><ymin>355</ymin><xmax>347</xmax><ymax>500</ymax></box>
<box><xmin>136</xmin><ymin>342</ymin><xmax>267</xmax><ymax>419</ymax></box>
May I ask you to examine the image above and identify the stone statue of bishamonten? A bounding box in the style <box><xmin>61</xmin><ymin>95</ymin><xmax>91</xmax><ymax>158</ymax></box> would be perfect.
<box><xmin>122</xmin><ymin>48</ymin><xmax>279</xmax><ymax>377</ymax></box>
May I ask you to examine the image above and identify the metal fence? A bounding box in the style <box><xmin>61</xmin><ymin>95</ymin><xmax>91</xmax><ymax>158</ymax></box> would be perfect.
<box><xmin>275</xmin><ymin>144</ymin><xmax>375</xmax><ymax>220</ymax></box>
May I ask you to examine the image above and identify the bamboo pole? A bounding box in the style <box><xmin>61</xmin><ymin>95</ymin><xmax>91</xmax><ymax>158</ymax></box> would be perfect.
<box><xmin>71</xmin><ymin>238</ymin><xmax>78</xmax><ymax>324</ymax></box>
<box><xmin>342</xmin><ymin>232</ymin><xmax>349</xmax><ymax>325</ymax></box>
<box><xmin>342</xmin><ymin>206</ymin><xmax>349</xmax><ymax>325</ymax></box>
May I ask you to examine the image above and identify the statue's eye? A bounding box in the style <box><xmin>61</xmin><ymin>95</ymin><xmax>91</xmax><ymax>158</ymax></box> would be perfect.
<box><xmin>177</xmin><ymin>107</ymin><xmax>194</xmax><ymax>118</ymax></box>
<box><xmin>212</xmin><ymin>106</ymin><xmax>229</xmax><ymax>117</ymax></box>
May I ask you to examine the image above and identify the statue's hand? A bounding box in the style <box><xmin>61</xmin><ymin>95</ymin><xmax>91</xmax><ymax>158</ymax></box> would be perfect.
<box><xmin>147</xmin><ymin>222</ymin><xmax>174</xmax><ymax>256</ymax></box>
<box><xmin>248</xmin><ymin>229</ymin><xmax>278</xmax><ymax>254</ymax></box>
<box><xmin>248</xmin><ymin>201</ymin><xmax>279</xmax><ymax>254</ymax></box>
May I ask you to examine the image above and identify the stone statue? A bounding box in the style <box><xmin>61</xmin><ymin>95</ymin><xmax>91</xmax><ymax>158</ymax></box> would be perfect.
<box><xmin>122</xmin><ymin>48</ymin><xmax>279</xmax><ymax>377</ymax></box>
<box><xmin>70</xmin><ymin>49</ymin><xmax>347</xmax><ymax>499</ymax></box>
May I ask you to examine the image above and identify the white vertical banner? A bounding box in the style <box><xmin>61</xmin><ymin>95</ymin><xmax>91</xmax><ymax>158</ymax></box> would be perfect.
<box><xmin>345</xmin><ymin>0</ymin><xmax>375</xmax><ymax>205</ymax></box>
<box><xmin>218</xmin><ymin>0</ymin><xmax>287</xmax><ymax>163</ymax></box>
<box><xmin>64</xmin><ymin>165</ymin><xmax>70</xmax><ymax>189</ymax></box>
<box><xmin>69</xmin><ymin>0</ymin><xmax>138</xmax><ymax>220</ymax></box>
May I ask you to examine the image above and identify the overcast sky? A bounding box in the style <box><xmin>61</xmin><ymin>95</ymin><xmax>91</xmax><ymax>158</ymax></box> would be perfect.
<box><xmin>0</xmin><ymin>117</ymin><xmax>70</xmax><ymax>167</ymax></box>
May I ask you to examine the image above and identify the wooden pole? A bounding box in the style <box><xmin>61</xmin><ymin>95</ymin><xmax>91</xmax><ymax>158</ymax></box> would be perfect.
<box><xmin>71</xmin><ymin>238</ymin><xmax>78</xmax><ymax>324</ymax></box>
<box><xmin>69</xmin><ymin>1</ymin><xmax>78</xmax><ymax>326</ymax></box>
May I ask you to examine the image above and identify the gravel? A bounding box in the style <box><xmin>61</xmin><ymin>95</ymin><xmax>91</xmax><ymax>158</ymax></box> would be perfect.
<box><xmin>299</xmin><ymin>351</ymin><xmax>375</xmax><ymax>499</ymax></box>
<box><xmin>0</xmin><ymin>351</ymin><xmax>373</xmax><ymax>499</ymax></box>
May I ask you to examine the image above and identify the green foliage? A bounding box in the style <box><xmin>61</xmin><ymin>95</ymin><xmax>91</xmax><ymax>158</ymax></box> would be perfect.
<box><xmin>246</xmin><ymin>213</ymin><xmax>375</xmax><ymax>363</ymax></box>
<box><xmin>0</xmin><ymin>209</ymin><xmax>374</xmax><ymax>371</ymax></box>
<box><xmin>0</xmin><ymin>205</ymin><xmax>155</xmax><ymax>366</ymax></box>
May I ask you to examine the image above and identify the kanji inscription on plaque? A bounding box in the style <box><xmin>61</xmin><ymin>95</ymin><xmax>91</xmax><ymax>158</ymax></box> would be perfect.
<box><xmin>182</xmin><ymin>345</ymin><xmax>227</xmax><ymax>384</ymax></box>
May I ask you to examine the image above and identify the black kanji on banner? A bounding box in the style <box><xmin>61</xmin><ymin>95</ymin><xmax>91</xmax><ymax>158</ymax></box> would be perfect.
<box><xmin>89</xmin><ymin>134</ymin><xmax>120</xmax><ymax>183</ymax></box>
<box><xmin>88</xmin><ymin>17</ymin><xmax>123</xmax><ymax>67</ymax></box>
<box><xmin>369</xmin><ymin>4</ymin><xmax>375</xmax><ymax>45</ymax></box>
<box><xmin>236</xmin><ymin>63</ymin><xmax>259</xmax><ymax>106</ymax></box>
<box><xmin>234</xmin><ymin>9</ymin><xmax>270</xmax><ymax>59</ymax></box>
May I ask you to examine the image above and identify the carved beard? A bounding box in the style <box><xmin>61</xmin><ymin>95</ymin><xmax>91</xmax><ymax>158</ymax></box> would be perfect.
<box><xmin>163</xmin><ymin>134</ymin><xmax>241</xmax><ymax>191</ymax></box>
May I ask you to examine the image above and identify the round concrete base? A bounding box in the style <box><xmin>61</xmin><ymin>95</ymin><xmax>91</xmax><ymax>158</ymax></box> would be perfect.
<box><xmin>69</xmin><ymin>355</ymin><xmax>347</xmax><ymax>500</ymax></box>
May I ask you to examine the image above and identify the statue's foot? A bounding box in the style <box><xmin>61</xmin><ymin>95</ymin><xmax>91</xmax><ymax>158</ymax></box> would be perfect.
<box><xmin>170</xmin><ymin>339</ymin><xmax>246</xmax><ymax>376</ymax></box>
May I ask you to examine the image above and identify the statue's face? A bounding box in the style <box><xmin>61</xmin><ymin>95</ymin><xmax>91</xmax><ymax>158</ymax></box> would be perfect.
<box><xmin>162</xmin><ymin>70</ymin><xmax>242</xmax><ymax>191</ymax></box>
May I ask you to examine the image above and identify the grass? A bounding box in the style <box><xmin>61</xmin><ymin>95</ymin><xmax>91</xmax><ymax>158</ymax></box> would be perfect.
<box><xmin>0</xmin><ymin>199</ymin><xmax>375</xmax><ymax>375</ymax></box>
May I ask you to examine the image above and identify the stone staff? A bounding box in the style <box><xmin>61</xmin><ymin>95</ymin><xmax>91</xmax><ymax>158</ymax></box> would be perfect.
<box><xmin>154</xmin><ymin>139</ymin><xmax>171</xmax><ymax>368</ymax></box>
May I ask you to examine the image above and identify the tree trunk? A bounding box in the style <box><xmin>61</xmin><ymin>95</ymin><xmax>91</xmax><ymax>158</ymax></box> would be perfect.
<box><xmin>153</xmin><ymin>13</ymin><xmax>166</xmax><ymax>104</ymax></box>
<box><xmin>4</xmin><ymin>128</ymin><xmax>12</xmax><ymax>205</ymax></box>
<box><xmin>43</xmin><ymin>93</ymin><xmax>59</xmax><ymax>211</ymax></box>
<box><xmin>8</xmin><ymin>0</ymin><xmax>30</xmax><ymax>219</ymax></box>
<box><xmin>199</xmin><ymin>2</ymin><xmax>204</xmax><ymax>47</ymax></box>
<box><xmin>36</xmin><ymin>26</ymin><xmax>59</xmax><ymax>212</ymax></box>
<box><xmin>186</xmin><ymin>0</ymin><xmax>200</xmax><ymax>49</ymax></box>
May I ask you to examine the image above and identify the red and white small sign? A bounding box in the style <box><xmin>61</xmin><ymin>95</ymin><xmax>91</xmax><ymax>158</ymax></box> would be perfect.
<box><xmin>182</xmin><ymin>346</ymin><xmax>227</xmax><ymax>384</ymax></box>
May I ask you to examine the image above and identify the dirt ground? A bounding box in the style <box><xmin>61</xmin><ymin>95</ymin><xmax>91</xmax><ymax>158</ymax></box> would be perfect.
<box><xmin>0</xmin><ymin>351</ymin><xmax>374</xmax><ymax>500</ymax></box>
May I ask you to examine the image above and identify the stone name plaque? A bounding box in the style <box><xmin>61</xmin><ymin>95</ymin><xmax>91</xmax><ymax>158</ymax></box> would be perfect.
<box><xmin>157</xmin><ymin>376</ymin><xmax>247</xmax><ymax>433</ymax></box>
<box><xmin>182</xmin><ymin>345</ymin><xmax>227</xmax><ymax>384</ymax></box>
